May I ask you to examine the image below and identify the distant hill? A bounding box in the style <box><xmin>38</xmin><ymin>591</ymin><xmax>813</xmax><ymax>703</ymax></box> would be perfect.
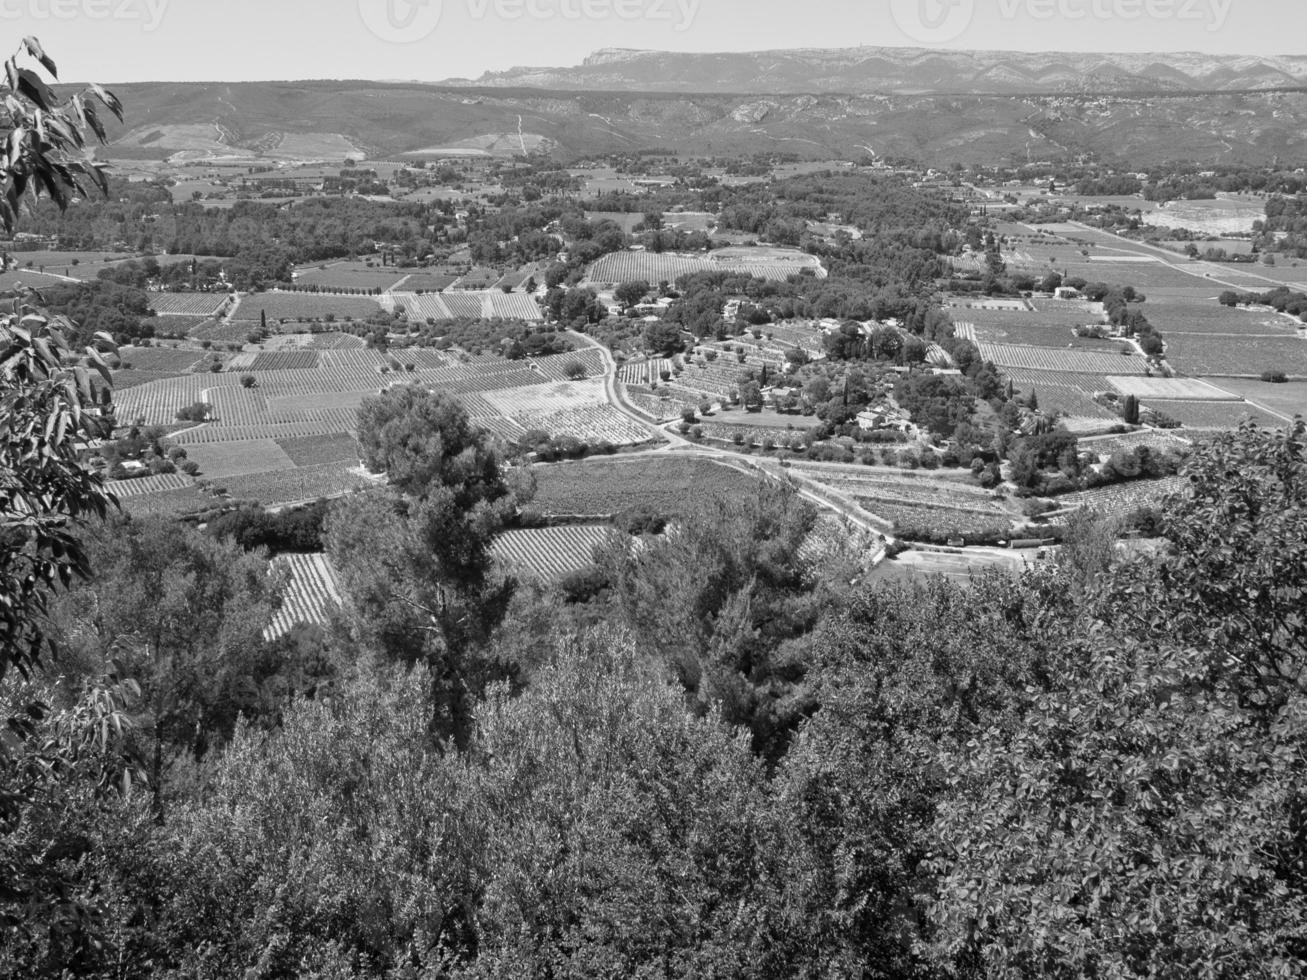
<box><xmin>444</xmin><ymin>46</ymin><xmax>1307</xmax><ymax>96</ymax></box>
<box><xmin>93</xmin><ymin>76</ymin><xmax>1307</xmax><ymax>169</ymax></box>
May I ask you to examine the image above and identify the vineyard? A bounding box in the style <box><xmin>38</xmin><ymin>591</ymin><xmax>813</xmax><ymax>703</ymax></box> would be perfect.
<box><xmin>519</xmin><ymin>406</ymin><xmax>651</xmax><ymax>445</ymax></box>
<box><xmin>150</xmin><ymin>293</ymin><xmax>229</xmax><ymax>317</ymax></box>
<box><xmin>106</xmin><ymin>472</ymin><xmax>195</xmax><ymax>498</ymax></box>
<box><xmin>624</xmin><ymin>391</ymin><xmax>690</xmax><ymax>422</ymax></box>
<box><xmin>587</xmin><ymin>249</ymin><xmax>826</xmax><ymax>286</ymax></box>
<box><xmin>979</xmin><ymin>343</ymin><xmax>1151</xmax><ymax>374</ymax></box>
<box><xmin>265</xmin><ymin>553</ymin><xmax>344</xmax><ymax>641</ymax></box>
<box><xmin>618</xmin><ymin>359</ymin><xmax>676</xmax><ymax>386</ymax></box>
<box><xmin>1058</xmin><ymin>476</ymin><xmax>1190</xmax><ymax>513</ymax></box>
<box><xmin>532</xmin><ymin>349</ymin><xmax>607</xmax><ymax>382</ymax></box>
<box><xmin>1078</xmin><ymin>431</ymin><xmax>1193</xmax><ymax>458</ymax></box>
<box><xmin>394</xmin><ymin>290</ymin><xmax>542</xmax><ymax>322</ymax></box>
<box><xmin>492</xmin><ymin>525</ymin><xmax>615</xmax><ymax>582</ymax></box>
<box><xmin>233</xmin><ymin>293</ymin><xmax>384</xmax><ymax>322</ymax></box>
<box><xmin>276</xmin><ymin>434</ymin><xmax>360</xmax><ymax>467</ymax></box>
<box><xmin>482</xmin><ymin>380</ymin><xmax>607</xmax><ymax>416</ymax></box>
<box><xmin>247</xmin><ymin>351</ymin><xmax>322</xmax><ymax>371</ymax></box>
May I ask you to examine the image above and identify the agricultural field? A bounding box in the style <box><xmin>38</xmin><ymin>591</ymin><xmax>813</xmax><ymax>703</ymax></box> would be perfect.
<box><xmin>1025</xmin><ymin>386</ymin><xmax>1119</xmax><ymax>421</ymax></box>
<box><xmin>1144</xmin><ymin>399</ymin><xmax>1290</xmax><ymax>430</ymax></box>
<box><xmin>1059</xmin><ymin>477</ymin><xmax>1191</xmax><ymax>513</ymax></box>
<box><xmin>265</xmin><ymin>553</ymin><xmax>344</xmax><ymax>641</ymax></box>
<box><xmin>214</xmin><ymin>461</ymin><xmax>376</xmax><ymax>506</ymax></box>
<box><xmin>481</xmin><ymin>379</ymin><xmax>605</xmax><ymax>416</ymax></box>
<box><xmin>293</xmin><ymin>262</ymin><xmax>406</xmax><ymax>292</ymax></box>
<box><xmin>0</xmin><ymin>266</ymin><xmax>92</xmax><ymax>290</ymax></box>
<box><xmin>246</xmin><ymin>351</ymin><xmax>322</xmax><ymax>371</ymax></box>
<box><xmin>120</xmin><ymin>486</ymin><xmax>216</xmax><ymax>517</ymax></box>
<box><xmin>792</xmin><ymin>467</ymin><xmax>1007</xmax><ymax>515</ymax></box>
<box><xmin>955</xmin><ymin>312</ymin><xmax>1123</xmax><ymax>351</ymax></box>
<box><xmin>619</xmin><ymin>359</ymin><xmax>677</xmax><ymax>386</ymax></box>
<box><xmin>624</xmin><ymin>391</ymin><xmax>691</xmax><ymax>422</ymax></box>
<box><xmin>394</xmin><ymin>270</ymin><xmax>461</xmax><ymax>292</ymax></box>
<box><xmin>106</xmin><ymin>473</ymin><xmax>195</xmax><ymax>498</ymax></box>
<box><xmin>1106</xmin><ymin>377</ymin><xmax>1239</xmax><ymax>400</ymax></box>
<box><xmin>185</xmin><ymin>318</ymin><xmax>251</xmax><ymax>344</ymax></box>
<box><xmin>1144</xmin><ymin>301</ymin><xmax>1300</xmax><ymax>336</ymax></box>
<box><xmin>1078</xmin><ymin>430</ymin><xmax>1193</xmax><ymax>458</ymax></box>
<box><xmin>395</xmin><ymin>290</ymin><xmax>542</xmax><ymax>322</ymax></box>
<box><xmin>532</xmin><ymin>349</ymin><xmax>607</xmax><ymax>382</ymax></box>
<box><xmin>529</xmin><ymin>456</ymin><xmax>763</xmax><ymax>518</ymax></box>
<box><xmin>233</xmin><ymin>292</ymin><xmax>384</xmax><ymax>322</ymax></box>
<box><xmin>1161</xmin><ymin>333</ymin><xmax>1307</xmax><ymax>378</ymax></box>
<box><xmin>276</xmin><ymin>434</ymin><xmax>361</xmax><ymax>467</ymax></box>
<box><xmin>114</xmin><ymin>346</ymin><xmax>209</xmax><ymax>374</ymax></box>
<box><xmin>492</xmin><ymin>525</ymin><xmax>615</xmax><ymax>583</ymax></box>
<box><xmin>185</xmin><ymin>439</ymin><xmax>297</xmax><ymax>480</ymax></box>
<box><xmin>980</xmin><ymin>343</ymin><xmax>1151</xmax><ymax>375</ymax></box>
<box><xmin>587</xmin><ymin>248</ymin><xmax>826</xmax><ymax>286</ymax></box>
<box><xmin>521</xmin><ymin>407</ymin><xmax>652</xmax><ymax>446</ymax></box>
<box><xmin>1210</xmin><ymin>379</ymin><xmax>1307</xmax><ymax>419</ymax></box>
<box><xmin>869</xmin><ymin>547</ymin><xmax>1030</xmax><ymax>586</ymax></box>
<box><xmin>998</xmin><ymin>368</ymin><xmax>1113</xmax><ymax>394</ymax></box>
<box><xmin>859</xmin><ymin>500</ymin><xmax>1015</xmax><ymax>540</ymax></box>
<box><xmin>150</xmin><ymin>293</ymin><xmax>230</xmax><ymax>317</ymax></box>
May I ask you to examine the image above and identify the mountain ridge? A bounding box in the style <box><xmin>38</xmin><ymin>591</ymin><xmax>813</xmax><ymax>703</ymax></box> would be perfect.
<box><xmin>441</xmin><ymin>45</ymin><xmax>1307</xmax><ymax>96</ymax></box>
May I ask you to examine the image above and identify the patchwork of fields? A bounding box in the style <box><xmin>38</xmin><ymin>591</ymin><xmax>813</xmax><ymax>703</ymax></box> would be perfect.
<box><xmin>107</xmin><ymin>336</ymin><xmax>654</xmax><ymax>511</ymax></box>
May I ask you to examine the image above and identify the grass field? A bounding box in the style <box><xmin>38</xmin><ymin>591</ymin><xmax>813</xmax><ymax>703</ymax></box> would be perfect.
<box><xmin>529</xmin><ymin>457</ymin><xmax>763</xmax><ymax>518</ymax></box>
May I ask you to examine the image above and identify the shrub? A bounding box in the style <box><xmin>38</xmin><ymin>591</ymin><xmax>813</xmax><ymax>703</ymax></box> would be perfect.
<box><xmin>1261</xmin><ymin>370</ymin><xmax>1288</xmax><ymax>384</ymax></box>
<box><xmin>240</xmin><ymin>374</ymin><xmax>256</xmax><ymax>388</ymax></box>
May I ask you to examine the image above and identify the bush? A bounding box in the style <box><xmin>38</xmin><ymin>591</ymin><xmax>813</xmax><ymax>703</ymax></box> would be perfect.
<box><xmin>240</xmin><ymin>374</ymin><xmax>256</xmax><ymax>388</ymax></box>
<box><xmin>563</xmin><ymin>360</ymin><xmax>587</xmax><ymax>380</ymax></box>
<box><xmin>179</xmin><ymin>460</ymin><xmax>201</xmax><ymax>477</ymax></box>
<box><xmin>1261</xmin><ymin>370</ymin><xmax>1288</xmax><ymax>384</ymax></box>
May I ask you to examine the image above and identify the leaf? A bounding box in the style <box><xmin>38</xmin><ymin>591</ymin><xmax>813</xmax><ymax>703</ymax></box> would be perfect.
<box><xmin>88</xmin><ymin>83</ymin><xmax>122</xmax><ymax>122</ymax></box>
<box><xmin>16</xmin><ymin>69</ymin><xmax>56</xmax><ymax>112</ymax></box>
<box><xmin>22</xmin><ymin>37</ymin><xmax>57</xmax><ymax>78</ymax></box>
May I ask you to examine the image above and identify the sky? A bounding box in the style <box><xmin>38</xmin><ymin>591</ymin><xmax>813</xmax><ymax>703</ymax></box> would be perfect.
<box><xmin>11</xmin><ymin>0</ymin><xmax>1303</xmax><ymax>83</ymax></box>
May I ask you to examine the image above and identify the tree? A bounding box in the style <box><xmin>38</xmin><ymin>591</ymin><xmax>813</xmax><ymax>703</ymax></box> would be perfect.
<box><xmin>614</xmin><ymin>279</ymin><xmax>650</xmax><ymax>309</ymax></box>
<box><xmin>51</xmin><ymin>517</ymin><xmax>284</xmax><ymax>819</ymax></box>
<box><xmin>356</xmin><ymin>385</ymin><xmax>508</xmax><ymax>502</ymax></box>
<box><xmin>741</xmin><ymin>381</ymin><xmax>764</xmax><ymax>412</ymax></box>
<box><xmin>1123</xmin><ymin>393</ymin><xmax>1141</xmax><ymax>425</ymax></box>
<box><xmin>339</xmin><ymin>387</ymin><xmax>531</xmax><ymax>750</ymax></box>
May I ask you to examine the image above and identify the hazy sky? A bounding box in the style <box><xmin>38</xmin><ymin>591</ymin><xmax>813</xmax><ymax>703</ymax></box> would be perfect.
<box><xmin>14</xmin><ymin>0</ymin><xmax>1302</xmax><ymax>83</ymax></box>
